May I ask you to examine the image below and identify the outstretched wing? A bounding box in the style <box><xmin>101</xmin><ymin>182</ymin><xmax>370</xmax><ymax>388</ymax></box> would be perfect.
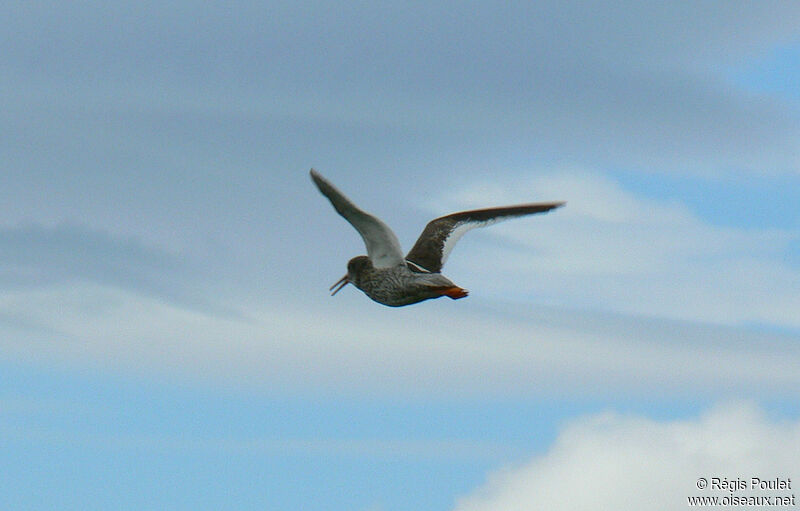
<box><xmin>405</xmin><ymin>203</ymin><xmax>565</xmax><ymax>273</ymax></box>
<box><xmin>310</xmin><ymin>169</ymin><xmax>405</xmax><ymax>268</ymax></box>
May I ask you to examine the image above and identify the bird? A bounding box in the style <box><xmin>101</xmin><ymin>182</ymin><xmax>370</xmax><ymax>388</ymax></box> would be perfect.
<box><xmin>310</xmin><ymin>168</ymin><xmax>564</xmax><ymax>307</ymax></box>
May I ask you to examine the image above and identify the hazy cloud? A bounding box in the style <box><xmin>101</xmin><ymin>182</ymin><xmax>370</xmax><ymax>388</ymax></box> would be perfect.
<box><xmin>3</xmin><ymin>1</ymin><xmax>800</xmax><ymax>175</ymax></box>
<box><xmin>0</xmin><ymin>224</ymin><xmax>227</xmax><ymax>315</ymax></box>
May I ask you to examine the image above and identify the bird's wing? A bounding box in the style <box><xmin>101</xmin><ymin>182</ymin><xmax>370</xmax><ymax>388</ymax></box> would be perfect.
<box><xmin>405</xmin><ymin>202</ymin><xmax>565</xmax><ymax>273</ymax></box>
<box><xmin>310</xmin><ymin>169</ymin><xmax>405</xmax><ymax>268</ymax></box>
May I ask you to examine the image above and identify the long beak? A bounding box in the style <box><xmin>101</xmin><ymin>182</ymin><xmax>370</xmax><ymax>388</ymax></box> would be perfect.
<box><xmin>329</xmin><ymin>275</ymin><xmax>349</xmax><ymax>296</ymax></box>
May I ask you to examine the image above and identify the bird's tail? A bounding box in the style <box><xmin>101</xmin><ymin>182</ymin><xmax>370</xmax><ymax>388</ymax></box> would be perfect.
<box><xmin>437</xmin><ymin>286</ymin><xmax>469</xmax><ymax>299</ymax></box>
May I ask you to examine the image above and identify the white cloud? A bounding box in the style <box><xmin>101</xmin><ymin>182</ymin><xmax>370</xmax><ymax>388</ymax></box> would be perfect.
<box><xmin>454</xmin><ymin>402</ymin><xmax>800</xmax><ymax>511</ymax></box>
<box><xmin>2</xmin><ymin>281</ymin><xmax>799</xmax><ymax>399</ymax></box>
<box><xmin>433</xmin><ymin>170</ymin><xmax>800</xmax><ymax>328</ymax></box>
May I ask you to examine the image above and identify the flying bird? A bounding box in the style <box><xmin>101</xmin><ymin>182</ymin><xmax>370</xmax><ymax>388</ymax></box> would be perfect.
<box><xmin>310</xmin><ymin>169</ymin><xmax>564</xmax><ymax>307</ymax></box>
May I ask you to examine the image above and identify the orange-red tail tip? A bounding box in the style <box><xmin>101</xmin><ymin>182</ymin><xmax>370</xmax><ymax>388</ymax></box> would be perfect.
<box><xmin>441</xmin><ymin>287</ymin><xmax>469</xmax><ymax>299</ymax></box>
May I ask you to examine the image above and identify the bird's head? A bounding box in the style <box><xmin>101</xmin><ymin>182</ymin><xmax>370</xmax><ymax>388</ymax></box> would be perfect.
<box><xmin>329</xmin><ymin>255</ymin><xmax>372</xmax><ymax>295</ymax></box>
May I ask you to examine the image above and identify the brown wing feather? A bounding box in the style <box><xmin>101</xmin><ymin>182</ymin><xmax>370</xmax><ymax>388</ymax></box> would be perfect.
<box><xmin>405</xmin><ymin>203</ymin><xmax>564</xmax><ymax>273</ymax></box>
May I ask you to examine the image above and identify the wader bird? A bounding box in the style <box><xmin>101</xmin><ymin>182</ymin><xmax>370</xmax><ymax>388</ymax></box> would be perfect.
<box><xmin>311</xmin><ymin>169</ymin><xmax>564</xmax><ymax>307</ymax></box>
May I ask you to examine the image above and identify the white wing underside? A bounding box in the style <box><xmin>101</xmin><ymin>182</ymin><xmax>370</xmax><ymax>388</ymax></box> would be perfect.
<box><xmin>310</xmin><ymin>170</ymin><xmax>405</xmax><ymax>268</ymax></box>
<box><xmin>439</xmin><ymin>218</ymin><xmax>502</xmax><ymax>268</ymax></box>
<box><xmin>349</xmin><ymin>212</ymin><xmax>405</xmax><ymax>268</ymax></box>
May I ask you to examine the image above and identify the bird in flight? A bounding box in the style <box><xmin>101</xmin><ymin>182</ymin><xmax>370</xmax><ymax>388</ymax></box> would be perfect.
<box><xmin>310</xmin><ymin>169</ymin><xmax>564</xmax><ymax>307</ymax></box>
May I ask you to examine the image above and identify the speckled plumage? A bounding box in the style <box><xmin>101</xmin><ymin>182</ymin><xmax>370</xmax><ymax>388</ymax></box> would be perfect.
<box><xmin>345</xmin><ymin>256</ymin><xmax>462</xmax><ymax>307</ymax></box>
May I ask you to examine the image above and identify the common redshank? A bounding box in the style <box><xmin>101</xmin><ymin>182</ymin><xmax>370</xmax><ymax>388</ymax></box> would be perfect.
<box><xmin>310</xmin><ymin>169</ymin><xmax>564</xmax><ymax>307</ymax></box>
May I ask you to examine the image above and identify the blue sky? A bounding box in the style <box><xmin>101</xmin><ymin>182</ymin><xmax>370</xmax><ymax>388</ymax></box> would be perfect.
<box><xmin>2</xmin><ymin>2</ymin><xmax>800</xmax><ymax>510</ymax></box>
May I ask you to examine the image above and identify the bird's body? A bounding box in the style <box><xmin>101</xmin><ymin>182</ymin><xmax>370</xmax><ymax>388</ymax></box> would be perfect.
<box><xmin>310</xmin><ymin>169</ymin><xmax>564</xmax><ymax>307</ymax></box>
<box><xmin>343</xmin><ymin>255</ymin><xmax>465</xmax><ymax>307</ymax></box>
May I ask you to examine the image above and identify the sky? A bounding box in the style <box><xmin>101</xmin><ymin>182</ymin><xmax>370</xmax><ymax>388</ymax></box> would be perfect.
<box><xmin>2</xmin><ymin>1</ymin><xmax>800</xmax><ymax>510</ymax></box>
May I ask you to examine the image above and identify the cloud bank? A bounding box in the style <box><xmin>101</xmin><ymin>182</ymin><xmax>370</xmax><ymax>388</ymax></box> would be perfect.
<box><xmin>1</xmin><ymin>170</ymin><xmax>798</xmax><ymax>398</ymax></box>
<box><xmin>3</xmin><ymin>280</ymin><xmax>799</xmax><ymax>399</ymax></box>
<box><xmin>455</xmin><ymin>402</ymin><xmax>800</xmax><ymax>511</ymax></box>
